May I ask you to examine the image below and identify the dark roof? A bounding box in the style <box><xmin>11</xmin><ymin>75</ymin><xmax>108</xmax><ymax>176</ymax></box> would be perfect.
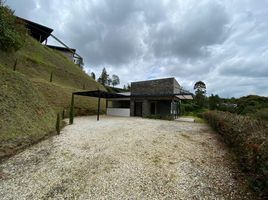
<box><xmin>46</xmin><ymin>45</ymin><xmax>76</xmax><ymax>53</ymax></box>
<box><xmin>73</xmin><ymin>90</ymin><xmax>192</xmax><ymax>99</ymax></box>
<box><xmin>17</xmin><ymin>17</ymin><xmax>53</xmax><ymax>43</ymax></box>
<box><xmin>73</xmin><ymin>90</ymin><xmax>130</xmax><ymax>98</ymax></box>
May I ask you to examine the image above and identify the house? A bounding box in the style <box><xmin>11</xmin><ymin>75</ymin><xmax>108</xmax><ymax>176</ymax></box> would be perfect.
<box><xmin>106</xmin><ymin>78</ymin><xmax>193</xmax><ymax>118</ymax></box>
<box><xmin>46</xmin><ymin>45</ymin><xmax>76</xmax><ymax>62</ymax></box>
<box><xmin>17</xmin><ymin>16</ymin><xmax>83</xmax><ymax>67</ymax></box>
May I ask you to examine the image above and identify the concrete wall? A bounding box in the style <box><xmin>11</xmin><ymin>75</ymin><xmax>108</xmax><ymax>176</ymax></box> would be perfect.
<box><xmin>107</xmin><ymin>108</ymin><xmax>130</xmax><ymax>117</ymax></box>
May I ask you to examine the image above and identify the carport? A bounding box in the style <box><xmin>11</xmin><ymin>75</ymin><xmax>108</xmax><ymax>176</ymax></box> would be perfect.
<box><xmin>69</xmin><ymin>90</ymin><xmax>130</xmax><ymax>124</ymax></box>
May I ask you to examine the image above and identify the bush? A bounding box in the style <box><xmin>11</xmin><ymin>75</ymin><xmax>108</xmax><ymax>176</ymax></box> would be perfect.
<box><xmin>203</xmin><ymin>111</ymin><xmax>268</xmax><ymax>198</ymax></box>
<box><xmin>0</xmin><ymin>3</ymin><xmax>26</xmax><ymax>52</ymax></box>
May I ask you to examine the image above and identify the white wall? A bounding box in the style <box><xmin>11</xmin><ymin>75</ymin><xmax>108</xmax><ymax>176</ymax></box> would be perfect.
<box><xmin>107</xmin><ymin>108</ymin><xmax>130</xmax><ymax>117</ymax></box>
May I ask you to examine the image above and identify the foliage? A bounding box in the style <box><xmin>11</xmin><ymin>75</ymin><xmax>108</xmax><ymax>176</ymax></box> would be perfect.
<box><xmin>193</xmin><ymin>81</ymin><xmax>207</xmax><ymax>108</ymax></box>
<box><xmin>91</xmin><ymin>72</ymin><xmax>95</xmax><ymax>80</ymax></box>
<box><xmin>111</xmin><ymin>74</ymin><xmax>120</xmax><ymax>87</ymax></box>
<box><xmin>0</xmin><ymin>3</ymin><xmax>26</xmax><ymax>52</ymax></box>
<box><xmin>211</xmin><ymin>95</ymin><xmax>268</xmax><ymax>122</ymax></box>
<box><xmin>97</xmin><ymin>67</ymin><xmax>109</xmax><ymax>85</ymax></box>
<box><xmin>194</xmin><ymin>81</ymin><xmax>206</xmax><ymax>91</ymax></box>
<box><xmin>208</xmin><ymin>94</ymin><xmax>221</xmax><ymax>110</ymax></box>
<box><xmin>203</xmin><ymin>111</ymin><xmax>268</xmax><ymax>198</ymax></box>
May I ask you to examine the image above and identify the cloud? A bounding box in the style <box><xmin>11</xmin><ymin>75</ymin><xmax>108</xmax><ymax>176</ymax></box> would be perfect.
<box><xmin>5</xmin><ymin>0</ymin><xmax>268</xmax><ymax>97</ymax></box>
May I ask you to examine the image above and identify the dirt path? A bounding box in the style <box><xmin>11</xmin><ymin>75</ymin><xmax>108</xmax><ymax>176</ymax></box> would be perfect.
<box><xmin>0</xmin><ymin>116</ymin><xmax>254</xmax><ymax>199</ymax></box>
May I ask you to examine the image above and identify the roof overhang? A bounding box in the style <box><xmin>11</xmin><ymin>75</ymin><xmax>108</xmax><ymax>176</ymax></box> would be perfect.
<box><xmin>17</xmin><ymin>17</ymin><xmax>53</xmax><ymax>43</ymax></box>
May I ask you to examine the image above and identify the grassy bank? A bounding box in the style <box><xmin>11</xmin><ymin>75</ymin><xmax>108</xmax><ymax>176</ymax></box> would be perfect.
<box><xmin>0</xmin><ymin>36</ymin><xmax>106</xmax><ymax>160</ymax></box>
<box><xmin>0</xmin><ymin>66</ymin><xmax>56</xmax><ymax>160</ymax></box>
<box><xmin>202</xmin><ymin>111</ymin><xmax>268</xmax><ymax>198</ymax></box>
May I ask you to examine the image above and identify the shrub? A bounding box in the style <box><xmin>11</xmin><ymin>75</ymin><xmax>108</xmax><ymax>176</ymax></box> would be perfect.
<box><xmin>0</xmin><ymin>3</ymin><xmax>26</xmax><ymax>52</ymax></box>
<box><xmin>203</xmin><ymin>111</ymin><xmax>268</xmax><ymax>198</ymax></box>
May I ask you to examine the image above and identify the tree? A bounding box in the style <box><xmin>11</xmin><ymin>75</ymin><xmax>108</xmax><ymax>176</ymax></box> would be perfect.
<box><xmin>91</xmin><ymin>72</ymin><xmax>96</xmax><ymax>80</ymax></box>
<box><xmin>97</xmin><ymin>68</ymin><xmax>109</xmax><ymax>85</ymax></box>
<box><xmin>0</xmin><ymin>2</ymin><xmax>26</xmax><ymax>52</ymax></box>
<box><xmin>127</xmin><ymin>83</ymin><xmax>131</xmax><ymax>91</ymax></box>
<box><xmin>107</xmin><ymin>78</ymin><xmax>112</xmax><ymax>86</ymax></box>
<box><xmin>208</xmin><ymin>94</ymin><xmax>221</xmax><ymax>110</ymax></box>
<box><xmin>194</xmin><ymin>81</ymin><xmax>206</xmax><ymax>108</ymax></box>
<box><xmin>111</xmin><ymin>74</ymin><xmax>120</xmax><ymax>87</ymax></box>
<box><xmin>194</xmin><ymin>81</ymin><xmax>206</xmax><ymax>92</ymax></box>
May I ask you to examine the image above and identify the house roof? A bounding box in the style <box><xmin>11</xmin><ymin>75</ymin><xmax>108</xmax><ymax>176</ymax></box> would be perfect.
<box><xmin>17</xmin><ymin>17</ymin><xmax>53</xmax><ymax>43</ymax></box>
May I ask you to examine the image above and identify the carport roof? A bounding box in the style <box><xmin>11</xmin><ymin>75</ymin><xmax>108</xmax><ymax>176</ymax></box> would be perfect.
<box><xmin>73</xmin><ymin>90</ymin><xmax>193</xmax><ymax>99</ymax></box>
<box><xmin>73</xmin><ymin>90</ymin><xmax>130</xmax><ymax>98</ymax></box>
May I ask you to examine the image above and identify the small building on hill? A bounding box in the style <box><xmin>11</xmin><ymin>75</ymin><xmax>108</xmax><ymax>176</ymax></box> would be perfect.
<box><xmin>106</xmin><ymin>77</ymin><xmax>193</xmax><ymax>118</ymax></box>
<box><xmin>46</xmin><ymin>45</ymin><xmax>76</xmax><ymax>62</ymax></box>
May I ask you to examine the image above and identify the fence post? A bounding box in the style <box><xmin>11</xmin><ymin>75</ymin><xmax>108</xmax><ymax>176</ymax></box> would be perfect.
<box><xmin>13</xmin><ymin>58</ymin><xmax>17</xmax><ymax>71</ymax></box>
<box><xmin>50</xmin><ymin>72</ymin><xmax>53</xmax><ymax>82</ymax></box>
<box><xmin>69</xmin><ymin>94</ymin><xmax>74</xmax><ymax>124</ymax></box>
<box><xmin>56</xmin><ymin>113</ymin><xmax>60</xmax><ymax>134</ymax></box>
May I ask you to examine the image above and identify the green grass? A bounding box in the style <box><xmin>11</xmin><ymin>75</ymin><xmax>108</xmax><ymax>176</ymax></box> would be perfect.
<box><xmin>0</xmin><ymin>36</ymin><xmax>106</xmax><ymax>160</ymax></box>
<box><xmin>0</xmin><ymin>66</ymin><xmax>55</xmax><ymax>159</ymax></box>
<box><xmin>0</xmin><ymin>37</ymin><xmax>106</xmax><ymax>112</ymax></box>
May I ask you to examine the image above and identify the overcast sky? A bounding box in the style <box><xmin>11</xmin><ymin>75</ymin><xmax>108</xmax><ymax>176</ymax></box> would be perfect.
<box><xmin>6</xmin><ymin>0</ymin><xmax>268</xmax><ymax>97</ymax></box>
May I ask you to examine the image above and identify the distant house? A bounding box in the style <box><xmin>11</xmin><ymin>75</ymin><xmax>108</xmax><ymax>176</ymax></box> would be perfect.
<box><xmin>17</xmin><ymin>16</ymin><xmax>83</xmax><ymax>66</ymax></box>
<box><xmin>46</xmin><ymin>45</ymin><xmax>76</xmax><ymax>62</ymax></box>
<box><xmin>106</xmin><ymin>77</ymin><xmax>193</xmax><ymax>118</ymax></box>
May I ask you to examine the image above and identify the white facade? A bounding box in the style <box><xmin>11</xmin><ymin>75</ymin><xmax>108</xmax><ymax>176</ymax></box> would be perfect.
<box><xmin>107</xmin><ymin>108</ymin><xmax>130</xmax><ymax>117</ymax></box>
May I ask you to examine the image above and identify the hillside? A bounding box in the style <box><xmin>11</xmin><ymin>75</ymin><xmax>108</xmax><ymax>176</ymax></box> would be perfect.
<box><xmin>0</xmin><ymin>36</ymin><xmax>105</xmax><ymax>160</ymax></box>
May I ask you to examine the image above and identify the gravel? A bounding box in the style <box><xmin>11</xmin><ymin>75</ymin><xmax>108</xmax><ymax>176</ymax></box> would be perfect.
<box><xmin>0</xmin><ymin>116</ymin><xmax>255</xmax><ymax>199</ymax></box>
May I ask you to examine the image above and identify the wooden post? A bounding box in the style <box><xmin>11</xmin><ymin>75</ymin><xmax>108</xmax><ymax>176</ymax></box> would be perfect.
<box><xmin>13</xmin><ymin>59</ymin><xmax>17</xmax><ymax>71</ymax></box>
<box><xmin>97</xmin><ymin>90</ymin><xmax>100</xmax><ymax>121</ymax></box>
<box><xmin>50</xmin><ymin>72</ymin><xmax>53</xmax><ymax>82</ymax></box>
<box><xmin>56</xmin><ymin>113</ymin><xmax>60</xmax><ymax>134</ymax></box>
<box><xmin>69</xmin><ymin>94</ymin><xmax>74</xmax><ymax>124</ymax></box>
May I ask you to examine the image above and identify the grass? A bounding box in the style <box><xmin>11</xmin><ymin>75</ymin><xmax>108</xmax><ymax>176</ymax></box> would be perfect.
<box><xmin>0</xmin><ymin>36</ymin><xmax>106</xmax><ymax>160</ymax></box>
<box><xmin>0</xmin><ymin>66</ymin><xmax>55</xmax><ymax>159</ymax></box>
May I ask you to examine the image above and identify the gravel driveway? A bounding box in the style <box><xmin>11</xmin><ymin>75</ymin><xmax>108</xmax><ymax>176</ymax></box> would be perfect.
<box><xmin>0</xmin><ymin>116</ymin><xmax>254</xmax><ymax>199</ymax></box>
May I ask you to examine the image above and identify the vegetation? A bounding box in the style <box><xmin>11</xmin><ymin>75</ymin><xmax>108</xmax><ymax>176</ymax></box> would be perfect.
<box><xmin>0</xmin><ymin>2</ymin><xmax>26</xmax><ymax>52</ymax></box>
<box><xmin>0</xmin><ymin>66</ymin><xmax>55</xmax><ymax>160</ymax></box>
<box><xmin>202</xmin><ymin>111</ymin><xmax>268</xmax><ymax>198</ymax></box>
<box><xmin>91</xmin><ymin>72</ymin><xmax>96</xmax><ymax>80</ymax></box>
<box><xmin>111</xmin><ymin>74</ymin><xmax>120</xmax><ymax>87</ymax></box>
<box><xmin>194</xmin><ymin>81</ymin><xmax>207</xmax><ymax>108</ymax></box>
<box><xmin>97</xmin><ymin>67</ymin><xmax>121</xmax><ymax>88</ymax></box>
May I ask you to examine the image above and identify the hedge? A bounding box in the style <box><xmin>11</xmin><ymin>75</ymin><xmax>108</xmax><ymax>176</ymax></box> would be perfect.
<box><xmin>203</xmin><ymin>111</ymin><xmax>268</xmax><ymax>198</ymax></box>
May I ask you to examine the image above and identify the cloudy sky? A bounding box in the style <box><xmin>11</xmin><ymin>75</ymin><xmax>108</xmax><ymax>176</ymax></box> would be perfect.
<box><xmin>6</xmin><ymin>0</ymin><xmax>268</xmax><ymax>97</ymax></box>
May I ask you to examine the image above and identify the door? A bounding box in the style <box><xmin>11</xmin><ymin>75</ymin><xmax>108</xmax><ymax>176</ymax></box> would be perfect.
<box><xmin>134</xmin><ymin>102</ymin><xmax>142</xmax><ymax>116</ymax></box>
<box><xmin>150</xmin><ymin>102</ymin><xmax>156</xmax><ymax>115</ymax></box>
